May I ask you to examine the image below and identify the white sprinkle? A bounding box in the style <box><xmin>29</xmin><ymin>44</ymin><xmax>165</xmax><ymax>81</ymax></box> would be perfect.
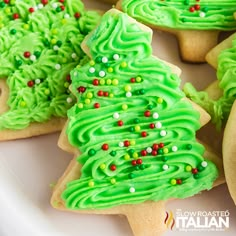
<box><xmin>73</xmin><ymin>71</ymin><xmax>78</xmax><ymax>76</ymax></box>
<box><xmin>89</xmin><ymin>67</ymin><xmax>95</xmax><ymax>73</ymax></box>
<box><xmin>30</xmin><ymin>55</ymin><xmax>36</xmax><ymax>61</ymax></box>
<box><xmin>64</xmin><ymin>13</ymin><xmax>70</xmax><ymax>19</ymax></box>
<box><xmin>102</xmin><ymin>57</ymin><xmax>108</xmax><ymax>63</ymax></box>
<box><xmin>162</xmin><ymin>164</ymin><xmax>169</xmax><ymax>171</ymax></box>
<box><xmin>113</xmin><ymin>54</ymin><xmax>119</xmax><ymax>60</ymax></box>
<box><xmin>146</xmin><ymin>147</ymin><xmax>152</xmax><ymax>153</ymax></box>
<box><xmin>37</xmin><ymin>3</ymin><xmax>44</xmax><ymax>9</ymax></box>
<box><xmin>126</xmin><ymin>92</ymin><xmax>132</xmax><ymax>97</ymax></box>
<box><xmin>155</xmin><ymin>121</ymin><xmax>162</xmax><ymax>129</ymax></box>
<box><xmin>153</xmin><ymin>112</ymin><xmax>159</xmax><ymax>119</ymax></box>
<box><xmin>55</xmin><ymin>64</ymin><xmax>61</xmax><ymax>70</ymax></box>
<box><xmin>199</xmin><ymin>12</ymin><xmax>206</xmax><ymax>18</ymax></box>
<box><xmin>34</xmin><ymin>6</ymin><xmax>38</xmax><ymax>11</ymax></box>
<box><xmin>66</xmin><ymin>97</ymin><xmax>73</xmax><ymax>103</ymax></box>
<box><xmin>160</xmin><ymin>130</ymin><xmax>167</xmax><ymax>137</ymax></box>
<box><xmin>35</xmin><ymin>79</ymin><xmax>41</xmax><ymax>84</ymax></box>
<box><xmin>129</xmin><ymin>187</ymin><xmax>135</xmax><ymax>193</ymax></box>
<box><xmin>52</xmin><ymin>2</ymin><xmax>58</xmax><ymax>8</ymax></box>
<box><xmin>113</xmin><ymin>112</ymin><xmax>119</xmax><ymax>119</ymax></box>
<box><xmin>172</xmin><ymin>146</ymin><xmax>178</xmax><ymax>152</ymax></box>
<box><xmin>99</xmin><ymin>70</ymin><xmax>106</xmax><ymax>77</ymax></box>
<box><xmin>119</xmin><ymin>142</ymin><xmax>124</xmax><ymax>148</ymax></box>
<box><xmin>53</xmin><ymin>45</ymin><xmax>59</xmax><ymax>51</ymax></box>
<box><xmin>201</xmin><ymin>161</ymin><xmax>208</xmax><ymax>168</ymax></box>
<box><xmin>71</xmin><ymin>53</ymin><xmax>77</xmax><ymax>59</ymax></box>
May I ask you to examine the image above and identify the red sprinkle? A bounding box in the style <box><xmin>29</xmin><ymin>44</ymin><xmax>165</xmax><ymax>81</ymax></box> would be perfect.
<box><xmin>136</xmin><ymin>159</ymin><xmax>142</xmax><ymax>165</ymax></box>
<box><xmin>124</xmin><ymin>140</ymin><xmax>130</xmax><ymax>147</ymax></box>
<box><xmin>192</xmin><ymin>168</ymin><xmax>198</xmax><ymax>174</ymax></box>
<box><xmin>59</xmin><ymin>0</ymin><xmax>65</xmax><ymax>2</ymax></box>
<box><xmin>117</xmin><ymin>120</ymin><xmax>123</xmax><ymax>126</ymax></box>
<box><xmin>66</xmin><ymin>74</ymin><xmax>71</xmax><ymax>82</ymax></box>
<box><xmin>141</xmin><ymin>150</ymin><xmax>147</xmax><ymax>156</ymax></box>
<box><xmin>131</xmin><ymin>160</ymin><xmax>137</xmax><ymax>166</ymax></box>
<box><xmin>130</xmin><ymin>78</ymin><xmax>136</xmax><ymax>83</ymax></box>
<box><xmin>41</xmin><ymin>0</ymin><xmax>48</xmax><ymax>5</ymax></box>
<box><xmin>141</xmin><ymin>131</ymin><xmax>147</xmax><ymax>137</ymax></box>
<box><xmin>152</xmin><ymin>143</ymin><xmax>159</xmax><ymax>150</ymax></box>
<box><xmin>74</xmin><ymin>12</ymin><xmax>81</xmax><ymax>19</ymax></box>
<box><xmin>13</xmin><ymin>13</ymin><xmax>20</xmax><ymax>20</ymax></box>
<box><xmin>110</xmin><ymin>164</ymin><xmax>116</xmax><ymax>171</ymax></box>
<box><xmin>60</xmin><ymin>5</ymin><xmax>65</xmax><ymax>11</ymax></box>
<box><xmin>24</xmin><ymin>51</ymin><xmax>31</xmax><ymax>58</ymax></box>
<box><xmin>94</xmin><ymin>103</ymin><xmax>100</xmax><ymax>109</ymax></box>
<box><xmin>4</xmin><ymin>0</ymin><xmax>10</xmax><ymax>3</ymax></box>
<box><xmin>152</xmin><ymin>150</ymin><xmax>157</xmax><ymax>156</ymax></box>
<box><xmin>27</xmin><ymin>80</ymin><xmax>34</xmax><ymax>87</ymax></box>
<box><xmin>149</xmin><ymin>123</ymin><xmax>155</xmax><ymax>129</ymax></box>
<box><xmin>102</xmin><ymin>143</ymin><xmax>109</xmax><ymax>151</ymax></box>
<box><xmin>144</xmin><ymin>110</ymin><xmax>151</xmax><ymax>117</ymax></box>
<box><xmin>28</xmin><ymin>7</ymin><xmax>34</xmax><ymax>13</ymax></box>
<box><xmin>77</xmin><ymin>86</ymin><xmax>86</xmax><ymax>93</ymax></box>
<box><xmin>97</xmin><ymin>90</ymin><xmax>103</xmax><ymax>96</ymax></box>
<box><xmin>194</xmin><ymin>4</ymin><xmax>200</xmax><ymax>10</ymax></box>
<box><xmin>93</xmin><ymin>79</ymin><xmax>99</xmax><ymax>86</ymax></box>
<box><xmin>159</xmin><ymin>143</ymin><xmax>164</xmax><ymax>148</ymax></box>
<box><xmin>103</xmin><ymin>91</ymin><xmax>109</xmax><ymax>97</ymax></box>
<box><xmin>189</xmin><ymin>6</ymin><xmax>195</xmax><ymax>12</ymax></box>
<box><xmin>176</xmin><ymin>179</ymin><xmax>182</xmax><ymax>185</ymax></box>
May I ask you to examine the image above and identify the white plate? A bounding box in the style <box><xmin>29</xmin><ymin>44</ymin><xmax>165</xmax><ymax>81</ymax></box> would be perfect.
<box><xmin>0</xmin><ymin>0</ymin><xmax>235</xmax><ymax>235</ymax></box>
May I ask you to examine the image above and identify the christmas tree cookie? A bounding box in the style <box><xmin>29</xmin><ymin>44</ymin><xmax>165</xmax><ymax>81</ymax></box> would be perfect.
<box><xmin>185</xmin><ymin>31</ymin><xmax>236</xmax><ymax>205</ymax></box>
<box><xmin>0</xmin><ymin>0</ymin><xmax>101</xmax><ymax>141</ymax></box>
<box><xmin>116</xmin><ymin>0</ymin><xmax>236</xmax><ymax>62</ymax></box>
<box><xmin>51</xmin><ymin>9</ymin><xmax>223</xmax><ymax>236</ymax></box>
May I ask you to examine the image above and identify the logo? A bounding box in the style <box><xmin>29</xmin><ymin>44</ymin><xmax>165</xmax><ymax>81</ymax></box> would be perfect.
<box><xmin>165</xmin><ymin>209</ymin><xmax>230</xmax><ymax>232</ymax></box>
<box><xmin>164</xmin><ymin>211</ymin><xmax>175</xmax><ymax>230</ymax></box>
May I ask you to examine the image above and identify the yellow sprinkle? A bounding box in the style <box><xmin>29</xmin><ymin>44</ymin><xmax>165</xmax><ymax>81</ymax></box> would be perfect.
<box><xmin>107</xmin><ymin>67</ymin><xmax>113</xmax><ymax>73</ymax></box>
<box><xmin>23</xmin><ymin>24</ymin><xmax>29</xmax><ymax>30</ymax></box>
<box><xmin>78</xmin><ymin>103</ymin><xmax>83</xmax><ymax>108</ymax></box>
<box><xmin>125</xmin><ymin>85</ymin><xmax>131</xmax><ymax>92</ymax></box>
<box><xmin>51</xmin><ymin>38</ymin><xmax>57</xmax><ymax>44</ymax></box>
<box><xmin>86</xmin><ymin>92</ymin><xmax>93</xmax><ymax>99</ymax></box>
<box><xmin>64</xmin><ymin>82</ymin><xmax>70</xmax><ymax>88</ymax></box>
<box><xmin>133</xmin><ymin>152</ymin><xmax>139</xmax><ymax>159</ymax></box>
<box><xmin>135</xmin><ymin>125</ymin><xmax>141</xmax><ymax>132</ymax></box>
<box><xmin>76</xmin><ymin>65</ymin><xmax>81</xmax><ymax>69</ymax></box>
<box><xmin>10</xmin><ymin>0</ymin><xmax>15</xmax><ymax>4</ymax></box>
<box><xmin>110</xmin><ymin>178</ymin><xmax>116</xmax><ymax>184</ymax></box>
<box><xmin>109</xmin><ymin>93</ymin><xmax>114</xmax><ymax>98</ymax></box>
<box><xmin>171</xmin><ymin>179</ymin><xmax>177</xmax><ymax>185</ymax></box>
<box><xmin>106</xmin><ymin>79</ymin><xmax>112</xmax><ymax>85</ymax></box>
<box><xmin>61</xmin><ymin>19</ymin><xmax>67</xmax><ymax>24</ymax></box>
<box><xmin>85</xmin><ymin>99</ymin><xmax>91</xmax><ymax>104</ymax></box>
<box><xmin>136</xmin><ymin>76</ymin><xmax>142</xmax><ymax>82</ymax></box>
<box><xmin>51</xmin><ymin>29</ymin><xmax>58</xmax><ymax>34</ymax></box>
<box><xmin>44</xmin><ymin>89</ymin><xmax>50</xmax><ymax>95</ymax></box>
<box><xmin>185</xmin><ymin>165</ymin><xmax>192</xmax><ymax>172</ymax></box>
<box><xmin>157</xmin><ymin>97</ymin><xmax>163</xmax><ymax>104</ymax></box>
<box><xmin>121</xmin><ymin>61</ymin><xmax>127</xmax><ymax>68</ymax></box>
<box><xmin>124</xmin><ymin>154</ymin><xmax>130</xmax><ymax>161</ymax></box>
<box><xmin>163</xmin><ymin>148</ymin><xmax>169</xmax><ymax>154</ymax></box>
<box><xmin>122</xmin><ymin>104</ymin><xmax>128</xmax><ymax>110</ymax></box>
<box><xmin>5</xmin><ymin>7</ymin><xmax>11</xmax><ymax>14</ymax></box>
<box><xmin>130</xmin><ymin>140</ymin><xmax>136</xmax><ymax>146</ymax></box>
<box><xmin>0</xmin><ymin>23</ymin><xmax>4</xmax><ymax>29</ymax></box>
<box><xmin>88</xmin><ymin>181</ymin><xmax>94</xmax><ymax>187</ymax></box>
<box><xmin>20</xmin><ymin>101</ymin><xmax>26</xmax><ymax>107</ymax></box>
<box><xmin>100</xmin><ymin>163</ymin><xmax>106</xmax><ymax>170</ymax></box>
<box><xmin>89</xmin><ymin>60</ymin><xmax>95</xmax><ymax>66</ymax></box>
<box><xmin>100</xmin><ymin>79</ymin><xmax>105</xmax><ymax>85</ymax></box>
<box><xmin>112</xmin><ymin>79</ymin><xmax>119</xmax><ymax>85</ymax></box>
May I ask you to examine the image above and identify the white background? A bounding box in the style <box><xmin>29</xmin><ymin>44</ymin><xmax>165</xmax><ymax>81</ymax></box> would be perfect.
<box><xmin>0</xmin><ymin>0</ymin><xmax>235</xmax><ymax>235</ymax></box>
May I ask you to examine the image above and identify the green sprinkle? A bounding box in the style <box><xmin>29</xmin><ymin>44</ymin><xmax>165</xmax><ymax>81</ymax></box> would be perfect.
<box><xmin>88</xmin><ymin>149</ymin><xmax>96</xmax><ymax>156</ymax></box>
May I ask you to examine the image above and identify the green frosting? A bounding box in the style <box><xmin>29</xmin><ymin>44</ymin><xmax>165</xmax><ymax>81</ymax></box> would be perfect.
<box><xmin>120</xmin><ymin>0</ymin><xmax>236</xmax><ymax>30</ymax></box>
<box><xmin>62</xmin><ymin>10</ymin><xmax>218</xmax><ymax>210</ymax></box>
<box><xmin>184</xmin><ymin>36</ymin><xmax>236</xmax><ymax>129</ymax></box>
<box><xmin>0</xmin><ymin>0</ymin><xmax>101</xmax><ymax>130</ymax></box>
